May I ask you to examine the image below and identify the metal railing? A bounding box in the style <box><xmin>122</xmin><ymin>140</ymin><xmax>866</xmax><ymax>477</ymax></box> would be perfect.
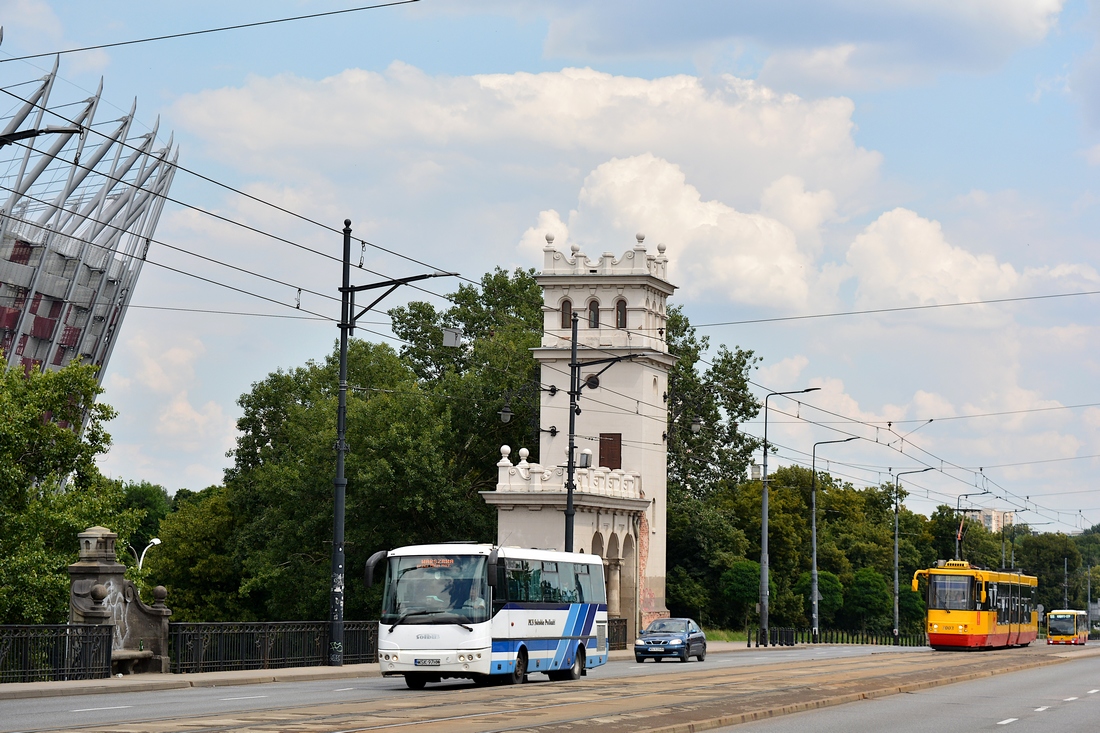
<box><xmin>169</xmin><ymin>621</ymin><xmax>377</xmax><ymax>674</ymax></box>
<box><xmin>608</xmin><ymin>618</ymin><xmax>628</xmax><ymax>650</ymax></box>
<box><xmin>0</xmin><ymin>624</ymin><xmax>112</xmax><ymax>683</ymax></box>
<box><xmin>747</xmin><ymin>627</ymin><xmax>928</xmax><ymax>648</ymax></box>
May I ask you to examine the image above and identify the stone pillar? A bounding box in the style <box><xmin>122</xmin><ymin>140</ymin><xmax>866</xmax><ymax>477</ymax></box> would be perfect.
<box><xmin>607</xmin><ymin>559</ymin><xmax>622</xmax><ymax>617</ymax></box>
<box><xmin>68</xmin><ymin>526</ymin><xmax>172</xmax><ymax>674</ymax></box>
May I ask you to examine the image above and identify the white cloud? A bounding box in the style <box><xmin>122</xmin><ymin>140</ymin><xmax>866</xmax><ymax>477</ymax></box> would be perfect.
<box><xmin>546</xmin><ymin>154</ymin><xmax>815</xmax><ymax>308</ymax></box>
<box><xmin>846</xmin><ymin>208</ymin><xmax>1020</xmax><ymax>308</ymax></box>
<box><xmin>758</xmin><ymin>355</ymin><xmax>809</xmax><ymax>387</ymax></box>
<box><xmin>171</xmin><ymin>65</ymin><xmax>882</xmax><ymax>210</ymax></box>
<box><xmin>455</xmin><ymin>1</ymin><xmax>1063</xmax><ymax>91</ymax></box>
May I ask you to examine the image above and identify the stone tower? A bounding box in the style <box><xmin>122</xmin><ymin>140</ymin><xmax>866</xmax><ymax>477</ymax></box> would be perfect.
<box><xmin>482</xmin><ymin>233</ymin><xmax>675</xmax><ymax>638</ymax></box>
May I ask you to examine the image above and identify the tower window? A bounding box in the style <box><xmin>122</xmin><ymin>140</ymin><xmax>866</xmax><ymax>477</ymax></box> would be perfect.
<box><xmin>588</xmin><ymin>300</ymin><xmax>600</xmax><ymax>328</ymax></box>
<box><xmin>615</xmin><ymin>299</ymin><xmax>627</xmax><ymax>329</ymax></box>
<box><xmin>561</xmin><ymin>299</ymin><xmax>572</xmax><ymax>329</ymax></box>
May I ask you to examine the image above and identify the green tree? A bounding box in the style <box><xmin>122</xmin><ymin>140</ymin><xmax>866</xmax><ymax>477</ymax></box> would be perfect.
<box><xmin>123</xmin><ymin>480</ymin><xmax>171</xmax><ymax>552</ymax></box>
<box><xmin>720</xmin><ymin>560</ymin><xmax>771</xmax><ymax>630</ymax></box>
<box><xmin>793</xmin><ymin>570</ymin><xmax>844</xmax><ymax>626</ymax></box>
<box><xmin>143</xmin><ymin>486</ymin><xmax>252</xmax><ymax>621</ymax></box>
<box><xmin>1017</xmin><ymin>532</ymin><xmax>1081</xmax><ymax>613</ymax></box>
<box><xmin>0</xmin><ymin>361</ymin><xmax>138</xmax><ymax>623</ymax></box>
<box><xmin>842</xmin><ymin>567</ymin><xmax>891</xmax><ymax>631</ymax></box>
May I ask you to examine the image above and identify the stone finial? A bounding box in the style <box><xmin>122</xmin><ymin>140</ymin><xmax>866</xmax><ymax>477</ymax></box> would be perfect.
<box><xmin>657</xmin><ymin>242</ymin><xmax>666</xmax><ymax>254</ymax></box>
<box><xmin>518</xmin><ymin>448</ymin><xmax>530</xmax><ymax>466</ymax></box>
<box><xmin>570</xmin><ymin>243</ymin><xmax>580</xmax><ymax>255</ymax></box>
<box><xmin>545</xmin><ymin>233</ymin><xmax>555</xmax><ymax>245</ymax></box>
<box><xmin>152</xmin><ymin>586</ymin><xmax>168</xmax><ymax>607</ymax></box>
<box><xmin>90</xmin><ymin>584</ymin><xmax>108</xmax><ymax>602</ymax></box>
<box><xmin>636</xmin><ymin>233</ymin><xmax>645</xmax><ymax>244</ymax></box>
<box><xmin>498</xmin><ymin>445</ymin><xmax>512</xmax><ymax>467</ymax></box>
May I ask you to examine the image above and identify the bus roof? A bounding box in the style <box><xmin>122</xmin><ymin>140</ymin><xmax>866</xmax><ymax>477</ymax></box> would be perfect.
<box><xmin>1048</xmin><ymin>609</ymin><xmax>1088</xmax><ymax>615</ymax></box>
<box><xmin>385</xmin><ymin>543</ymin><xmax>604</xmax><ymax>565</ymax></box>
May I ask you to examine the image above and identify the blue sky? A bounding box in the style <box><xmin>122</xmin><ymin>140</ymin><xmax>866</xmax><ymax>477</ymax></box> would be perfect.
<box><xmin>4</xmin><ymin>0</ymin><xmax>1100</xmax><ymax>533</ymax></box>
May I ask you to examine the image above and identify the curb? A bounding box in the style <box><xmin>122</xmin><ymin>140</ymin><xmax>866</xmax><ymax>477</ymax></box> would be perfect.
<box><xmin>642</xmin><ymin>655</ymin><xmax>1073</xmax><ymax>733</ymax></box>
<box><xmin>0</xmin><ymin>642</ymin><xmax>766</xmax><ymax>701</ymax></box>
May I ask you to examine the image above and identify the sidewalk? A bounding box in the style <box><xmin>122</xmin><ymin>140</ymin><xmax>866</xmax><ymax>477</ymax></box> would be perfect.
<box><xmin>0</xmin><ymin>641</ymin><xmax>761</xmax><ymax>700</ymax></box>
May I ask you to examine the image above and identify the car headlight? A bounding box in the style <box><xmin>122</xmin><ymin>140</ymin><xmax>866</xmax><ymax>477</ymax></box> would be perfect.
<box><xmin>669</xmin><ymin>639</ymin><xmax>683</xmax><ymax>645</ymax></box>
<box><xmin>634</xmin><ymin>639</ymin><xmax>645</xmax><ymax>646</ymax></box>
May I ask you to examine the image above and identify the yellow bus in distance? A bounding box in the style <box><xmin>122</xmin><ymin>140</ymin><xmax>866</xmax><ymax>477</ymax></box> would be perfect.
<box><xmin>1047</xmin><ymin>610</ymin><xmax>1088</xmax><ymax>646</ymax></box>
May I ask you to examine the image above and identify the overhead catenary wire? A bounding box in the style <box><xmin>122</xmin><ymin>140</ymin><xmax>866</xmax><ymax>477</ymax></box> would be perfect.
<box><xmin>0</xmin><ymin>2</ymin><xmax>421</xmax><ymax>64</ymax></box>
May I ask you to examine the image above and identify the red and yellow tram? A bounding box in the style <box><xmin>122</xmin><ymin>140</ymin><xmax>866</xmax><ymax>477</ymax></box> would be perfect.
<box><xmin>912</xmin><ymin>560</ymin><xmax>1038</xmax><ymax>650</ymax></box>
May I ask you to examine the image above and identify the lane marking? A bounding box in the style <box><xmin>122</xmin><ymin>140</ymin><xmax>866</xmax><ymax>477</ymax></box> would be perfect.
<box><xmin>1089</xmin><ymin>690</ymin><xmax>1099</xmax><ymax>694</ymax></box>
<box><xmin>1064</xmin><ymin>697</ymin><xmax>1078</xmax><ymax>701</ymax></box>
<box><xmin>1035</xmin><ymin>706</ymin><xmax>1049</xmax><ymax>712</ymax></box>
<box><xmin>996</xmin><ymin>719</ymin><xmax>1017</xmax><ymax>725</ymax></box>
<box><xmin>220</xmin><ymin>695</ymin><xmax>268</xmax><ymax>701</ymax></box>
<box><xmin>333</xmin><ymin>687</ymin><xmax>357</xmax><ymax>692</ymax></box>
<box><xmin>71</xmin><ymin>706</ymin><xmax>132</xmax><ymax>712</ymax></box>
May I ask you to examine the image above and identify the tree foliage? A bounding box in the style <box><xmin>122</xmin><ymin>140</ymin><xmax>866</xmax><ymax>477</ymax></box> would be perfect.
<box><xmin>0</xmin><ymin>362</ymin><xmax>139</xmax><ymax>623</ymax></box>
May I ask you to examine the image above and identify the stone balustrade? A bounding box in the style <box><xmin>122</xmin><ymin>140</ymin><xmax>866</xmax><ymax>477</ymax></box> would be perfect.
<box><xmin>496</xmin><ymin>446</ymin><xmax>643</xmax><ymax>500</ymax></box>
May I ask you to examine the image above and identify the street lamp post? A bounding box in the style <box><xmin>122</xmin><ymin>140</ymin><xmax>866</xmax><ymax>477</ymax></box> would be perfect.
<box><xmin>811</xmin><ymin>437</ymin><xmax>857</xmax><ymax>643</ymax></box>
<box><xmin>330</xmin><ymin>219</ymin><xmax>456</xmax><ymax>666</ymax></box>
<box><xmin>894</xmin><ymin>468</ymin><xmax>931</xmax><ymax>644</ymax></box>
<box><xmin>760</xmin><ymin>387</ymin><xmax>819</xmax><ymax>646</ymax></box>
<box><xmin>562</xmin><ymin>310</ymin><xmax>638</xmax><ymax>551</ymax></box>
<box><xmin>128</xmin><ymin>538</ymin><xmax>162</xmax><ymax>570</ymax></box>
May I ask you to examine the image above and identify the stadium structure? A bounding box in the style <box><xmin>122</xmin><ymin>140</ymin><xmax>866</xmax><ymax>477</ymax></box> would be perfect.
<box><xmin>1</xmin><ymin>60</ymin><xmax>177</xmax><ymax>380</ymax></box>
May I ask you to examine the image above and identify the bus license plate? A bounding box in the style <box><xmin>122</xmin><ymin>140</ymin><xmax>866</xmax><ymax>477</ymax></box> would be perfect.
<box><xmin>414</xmin><ymin>658</ymin><xmax>440</xmax><ymax>666</ymax></box>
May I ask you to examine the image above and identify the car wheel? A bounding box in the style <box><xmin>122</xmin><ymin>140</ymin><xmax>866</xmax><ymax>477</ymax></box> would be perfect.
<box><xmin>635</xmin><ymin>655</ymin><xmax>644</xmax><ymax>663</ymax></box>
<box><xmin>697</xmin><ymin>645</ymin><xmax>706</xmax><ymax>662</ymax></box>
<box><xmin>504</xmin><ymin>648</ymin><xmax>527</xmax><ymax>685</ymax></box>
<box><xmin>679</xmin><ymin>650</ymin><xmax>689</xmax><ymax>662</ymax></box>
<box><xmin>404</xmin><ymin>674</ymin><xmax>427</xmax><ymax>690</ymax></box>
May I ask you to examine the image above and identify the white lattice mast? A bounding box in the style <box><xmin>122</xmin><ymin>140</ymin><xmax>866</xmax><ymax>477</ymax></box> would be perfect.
<box><xmin>0</xmin><ymin>61</ymin><xmax>178</xmax><ymax>382</ymax></box>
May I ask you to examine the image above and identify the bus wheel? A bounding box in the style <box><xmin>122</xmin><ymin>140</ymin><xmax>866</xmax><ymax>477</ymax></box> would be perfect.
<box><xmin>564</xmin><ymin>646</ymin><xmax>584</xmax><ymax>680</ymax></box>
<box><xmin>404</xmin><ymin>674</ymin><xmax>427</xmax><ymax>690</ymax></box>
<box><xmin>506</xmin><ymin>649</ymin><xmax>527</xmax><ymax>685</ymax></box>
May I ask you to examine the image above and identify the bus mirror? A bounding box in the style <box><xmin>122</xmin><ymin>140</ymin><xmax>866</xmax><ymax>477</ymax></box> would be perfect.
<box><xmin>364</xmin><ymin>550</ymin><xmax>387</xmax><ymax>589</ymax></box>
<box><xmin>487</xmin><ymin>549</ymin><xmax>500</xmax><ymax>588</ymax></box>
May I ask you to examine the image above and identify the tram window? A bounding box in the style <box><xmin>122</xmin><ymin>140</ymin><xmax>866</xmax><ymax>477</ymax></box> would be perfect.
<box><xmin>928</xmin><ymin>575</ymin><xmax>971</xmax><ymax>610</ymax></box>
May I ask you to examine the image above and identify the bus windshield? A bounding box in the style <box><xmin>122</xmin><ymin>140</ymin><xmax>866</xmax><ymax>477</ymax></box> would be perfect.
<box><xmin>928</xmin><ymin>574</ymin><xmax>972</xmax><ymax>610</ymax></box>
<box><xmin>1048</xmin><ymin>614</ymin><xmax>1078</xmax><ymax>636</ymax></box>
<box><xmin>381</xmin><ymin>555</ymin><xmax>489</xmax><ymax>625</ymax></box>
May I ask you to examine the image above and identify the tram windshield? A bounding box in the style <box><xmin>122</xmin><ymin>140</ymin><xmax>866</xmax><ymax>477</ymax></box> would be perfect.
<box><xmin>1048</xmin><ymin>614</ymin><xmax>1078</xmax><ymax>636</ymax></box>
<box><xmin>928</xmin><ymin>574</ymin><xmax>972</xmax><ymax>610</ymax></box>
<box><xmin>381</xmin><ymin>555</ymin><xmax>489</xmax><ymax>625</ymax></box>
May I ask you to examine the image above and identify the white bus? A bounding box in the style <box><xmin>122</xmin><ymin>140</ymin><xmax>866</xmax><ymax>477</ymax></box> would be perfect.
<box><xmin>365</xmin><ymin>543</ymin><xmax>609</xmax><ymax>689</ymax></box>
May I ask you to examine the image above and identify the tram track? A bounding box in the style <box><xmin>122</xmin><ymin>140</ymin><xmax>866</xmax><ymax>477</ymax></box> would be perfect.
<box><xmin>30</xmin><ymin>646</ymin><xmax>1076</xmax><ymax>733</ymax></box>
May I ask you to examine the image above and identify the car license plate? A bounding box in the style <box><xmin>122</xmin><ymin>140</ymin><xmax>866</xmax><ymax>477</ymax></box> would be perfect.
<box><xmin>648</xmin><ymin>647</ymin><xmax>663</xmax><ymax>652</ymax></box>
<box><xmin>414</xmin><ymin>658</ymin><xmax>440</xmax><ymax>666</ymax></box>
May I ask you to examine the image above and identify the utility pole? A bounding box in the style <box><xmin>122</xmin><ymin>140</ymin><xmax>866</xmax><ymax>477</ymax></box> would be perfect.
<box><xmin>329</xmin><ymin>219</ymin><xmax>455</xmax><ymax>666</ymax></box>
<box><xmin>1064</xmin><ymin>557</ymin><xmax>1069</xmax><ymax>610</ymax></box>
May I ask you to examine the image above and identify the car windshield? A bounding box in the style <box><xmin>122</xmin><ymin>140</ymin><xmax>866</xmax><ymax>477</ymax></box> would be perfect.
<box><xmin>1049</xmin><ymin>614</ymin><xmax>1078</xmax><ymax>636</ymax></box>
<box><xmin>645</xmin><ymin>620</ymin><xmax>688</xmax><ymax>634</ymax></box>
<box><xmin>381</xmin><ymin>554</ymin><xmax>489</xmax><ymax>624</ymax></box>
